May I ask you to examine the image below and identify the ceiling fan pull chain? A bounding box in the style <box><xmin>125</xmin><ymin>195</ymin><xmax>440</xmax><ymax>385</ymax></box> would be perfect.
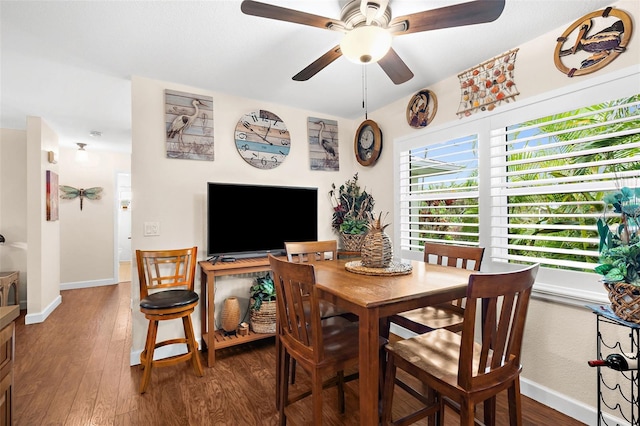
<box><xmin>362</xmin><ymin>65</ymin><xmax>368</xmax><ymax>120</ymax></box>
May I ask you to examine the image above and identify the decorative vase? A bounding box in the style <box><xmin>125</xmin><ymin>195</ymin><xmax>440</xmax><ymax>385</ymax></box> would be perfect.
<box><xmin>221</xmin><ymin>297</ymin><xmax>241</xmax><ymax>333</ymax></box>
<box><xmin>341</xmin><ymin>232</ymin><xmax>366</xmax><ymax>252</ymax></box>
<box><xmin>604</xmin><ymin>282</ymin><xmax>640</xmax><ymax>324</ymax></box>
<box><xmin>361</xmin><ymin>213</ymin><xmax>393</xmax><ymax>268</ymax></box>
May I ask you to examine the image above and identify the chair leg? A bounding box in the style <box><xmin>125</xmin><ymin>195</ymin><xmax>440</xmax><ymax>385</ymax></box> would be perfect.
<box><xmin>337</xmin><ymin>370</ymin><xmax>345</xmax><ymax>414</ymax></box>
<box><xmin>279</xmin><ymin>351</ymin><xmax>290</xmax><ymax>426</ymax></box>
<box><xmin>290</xmin><ymin>359</ymin><xmax>297</xmax><ymax>384</ymax></box>
<box><xmin>182</xmin><ymin>314</ymin><xmax>203</xmax><ymax>376</ymax></box>
<box><xmin>140</xmin><ymin>319</ymin><xmax>158</xmax><ymax>394</ymax></box>
<box><xmin>483</xmin><ymin>397</ymin><xmax>496</xmax><ymax>426</ymax></box>
<box><xmin>381</xmin><ymin>352</ymin><xmax>396</xmax><ymax>425</ymax></box>
<box><xmin>311</xmin><ymin>369</ymin><xmax>324</xmax><ymax>425</ymax></box>
<box><xmin>507</xmin><ymin>379</ymin><xmax>523</xmax><ymax>426</ymax></box>
<box><xmin>459</xmin><ymin>400</ymin><xmax>476</xmax><ymax>426</ymax></box>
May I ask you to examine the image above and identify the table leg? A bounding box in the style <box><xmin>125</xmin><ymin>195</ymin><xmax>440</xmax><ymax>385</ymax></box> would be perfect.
<box><xmin>359</xmin><ymin>308</ymin><xmax>380</xmax><ymax>425</ymax></box>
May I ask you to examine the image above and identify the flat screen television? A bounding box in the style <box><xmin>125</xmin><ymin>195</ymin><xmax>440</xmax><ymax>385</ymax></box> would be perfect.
<box><xmin>207</xmin><ymin>182</ymin><xmax>318</xmax><ymax>259</ymax></box>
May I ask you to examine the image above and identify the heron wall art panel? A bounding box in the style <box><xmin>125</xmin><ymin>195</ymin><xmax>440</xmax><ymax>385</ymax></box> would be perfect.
<box><xmin>307</xmin><ymin>117</ymin><xmax>339</xmax><ymax>171</ymax></box>
<box><xmin>165</xmin><ymin>89</ymin><xmax>214</xmax><ymax>161</ymax></box>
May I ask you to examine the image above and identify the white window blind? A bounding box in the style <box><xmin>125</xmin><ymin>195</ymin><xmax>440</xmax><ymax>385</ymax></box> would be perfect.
<box><xmin>398</xmin><ymin>134</ymin><xmax>480</xmax><ymax>254</ymax></box>
<box><xmin>490</xmin><ymin>95</ymin><xmax>640</xmax><ymax>271</ymax></box>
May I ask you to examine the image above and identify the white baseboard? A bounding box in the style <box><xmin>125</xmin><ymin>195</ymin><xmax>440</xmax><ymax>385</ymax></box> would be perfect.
<box><xmin>60</xmin><ymin>278</ymin><xmax>117</xmax><ymax>290</ymax></box>
<box><xmin>24</xmin><ymin>294</ymin><xmax>62</xmax><ymax>324</ymax></box>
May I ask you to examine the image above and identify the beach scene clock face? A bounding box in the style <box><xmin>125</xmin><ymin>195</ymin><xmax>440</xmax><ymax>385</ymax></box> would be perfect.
<box><xmin>234</xmin><ymin>110</ymin><xmax>291</xmax><ymax>169</ymax></box>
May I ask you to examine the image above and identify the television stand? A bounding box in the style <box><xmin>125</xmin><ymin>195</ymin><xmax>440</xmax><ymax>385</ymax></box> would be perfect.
<box><xmin>199</xmin><ymin>256</ymin><xmax>284</xmax><ymax>367</ymax></box>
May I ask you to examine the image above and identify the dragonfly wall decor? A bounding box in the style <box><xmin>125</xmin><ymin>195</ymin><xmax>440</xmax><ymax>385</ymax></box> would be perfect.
<box><xmin>59</xmin><ymin>185</ymin><xmax>103</xmax><ymax>210</ymax></box>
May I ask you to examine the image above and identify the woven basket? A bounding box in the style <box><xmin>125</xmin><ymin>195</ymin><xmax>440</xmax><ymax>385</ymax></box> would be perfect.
<box><xmin>341</xmin><ymin>233</ymin><xmax>365</xmax><ymax>252</ymax></box>
<box><xmin>604</xmin><ymin>282</ymin><xmax>640</xmax><ymax>324</ymax></box>
<box><xmin>250</xmin><ymin>299</ymin><xmax>277</xmax><ymax>334</ymax></box>
<box><xmin>361</xmin><ymin>230</ymin><xmax>393</xmax><ymax>268</ymax></box>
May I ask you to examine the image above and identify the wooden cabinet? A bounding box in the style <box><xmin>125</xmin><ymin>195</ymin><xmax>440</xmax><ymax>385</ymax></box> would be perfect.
<box><xmin>0</xmin><ymin>272</ymin><xmax>19</xmax><ymax>307</ymax></box>
<box><xmin>0</xmin><ymin>305</ymin><xmax>19</xmax><ymax>426</ymax></box>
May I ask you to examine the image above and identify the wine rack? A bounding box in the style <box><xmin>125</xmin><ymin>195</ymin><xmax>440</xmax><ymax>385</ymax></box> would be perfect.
<box><xmin>588</xmin><ymin>304</ymin><xmax>640</xmax><ymax>426</ymax></box>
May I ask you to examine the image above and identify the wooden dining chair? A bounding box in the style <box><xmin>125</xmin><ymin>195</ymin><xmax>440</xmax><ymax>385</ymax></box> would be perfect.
<box><xmin>284</xmin><ymin>240</ymin><xmax>356</xmax><ymax>385</ymax></box>
<box><xmin>389</xmin><ymin>242</ymin><xmax>485</xmax><ymax>335</ymax></box>
<box><xmin>269</xmin><ymin>254</ymin><xmax>383</xmax><ymax>425</ymax></box>
<box><xmin>136</xmin><ymin>247</ymin><xmax>203</xmax><ymax>393</ymax></box>
<box><xmin>381</xmin><ymin>263</ymin><xmax>539</xmax><ymax>426</ymax></box>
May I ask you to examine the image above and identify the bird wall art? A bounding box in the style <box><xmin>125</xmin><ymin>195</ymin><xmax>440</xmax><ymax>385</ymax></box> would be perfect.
<box><xmin>164</xmin><ymin>89</ymin><xmax>214</xmax><ymax>161</ymax></box>
<box><xmin>59</xmin><ymin>185</ymin><xmax>103</xmax><ymax>210</ymax></box>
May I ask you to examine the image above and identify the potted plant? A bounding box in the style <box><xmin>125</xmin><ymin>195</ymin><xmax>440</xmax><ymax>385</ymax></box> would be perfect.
<box><xmin>249</xmin><ymin>273</ymin><xmax>277</xmax><ymax>333</ymax></box>
<box><xmin>595</xmin><ymin>187</ymin><xmax>640</xmax><ymax>322</ymax></box>
<box><xmin>329</xmin><ymin>173</ymin><xmax>375</xmax><ymax>251</ymax></box>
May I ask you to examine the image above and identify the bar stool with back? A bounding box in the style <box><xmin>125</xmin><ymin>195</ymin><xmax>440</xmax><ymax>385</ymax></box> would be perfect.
<box><xmin>136</xmin><ymin>246</ymin><xmax>203</xmax><ymax>394</ymax></box>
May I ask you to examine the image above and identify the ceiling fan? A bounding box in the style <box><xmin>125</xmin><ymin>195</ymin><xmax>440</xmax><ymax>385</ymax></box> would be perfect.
<box><xmin>241</xmin><ymin>0</ymin><xmax>506</xmax><ymax>84</ymax></box>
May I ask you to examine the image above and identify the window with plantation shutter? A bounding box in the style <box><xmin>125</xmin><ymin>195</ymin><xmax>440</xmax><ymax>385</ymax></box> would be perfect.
<box><xmin>398</xmin><ymin>133</ymin><xmax>481</xmax><ymax>255</ymax></box>
<box><xmin>490</xmin><ymin>95</ymin><xmax>640</xmax><ymax>271</ymax></box>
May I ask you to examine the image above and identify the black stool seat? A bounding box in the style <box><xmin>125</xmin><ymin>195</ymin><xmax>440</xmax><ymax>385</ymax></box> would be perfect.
<box><xmin>141</xmin><ymin>289</ymin><xmax>199</xmax><ymax>310</ymax></box>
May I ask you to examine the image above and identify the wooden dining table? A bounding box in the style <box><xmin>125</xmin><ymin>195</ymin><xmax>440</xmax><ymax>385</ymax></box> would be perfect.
<box><xmin>312</xmin><ymin>258</ymin><xmax>473</xmax><ymax>425</ymax></box>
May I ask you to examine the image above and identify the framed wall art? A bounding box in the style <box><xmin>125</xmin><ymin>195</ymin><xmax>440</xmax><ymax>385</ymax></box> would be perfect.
<box><xmin>165</xmin><ymin>89</ymin><xmax>214</xmax><ymax>161</ymax></box>
<box><xmin>307</xmin><ymin>117</ymin><xmax>339</xmax><ymax>171</ymax></box>
<box><xmin>46</xmin><ymin>170</ymin><xmax>59</xmax><ymax>221</ymax></box>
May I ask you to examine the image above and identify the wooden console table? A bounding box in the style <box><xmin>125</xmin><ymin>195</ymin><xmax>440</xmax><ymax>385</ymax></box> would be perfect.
<box><xmin>199</xmin><ymin>257</ymin><xmax>281</xmax><ymax>367</ymax></box>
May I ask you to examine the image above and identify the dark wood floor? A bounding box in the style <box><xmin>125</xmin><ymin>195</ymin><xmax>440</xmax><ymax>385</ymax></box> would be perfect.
<box><xmin>13</xmin><ymin>282</ymin><xmax>586</xmax><ymax>425</ymax></box>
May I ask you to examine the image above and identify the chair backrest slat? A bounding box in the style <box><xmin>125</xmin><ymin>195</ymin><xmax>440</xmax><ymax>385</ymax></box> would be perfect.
<box><xmin>269</xmin><ymin>254</ymin><xmax>325</xmax><ymax>363</ymax></box>
<box><xmin>285</xmin><ymin>240</ymin><xmax>338</xmax><ymax>263</ymax></box>
<box><xmin>424</xmin><ymin>242</ymin><xmax>485</xmax><ymax>308</ymax></box>
<box><xmin>424</xmin><ymin>242</ymin><xmax>484</xmax><ymax>271</ymax></box>
<box><xmin>136</xmin><ymin>247</ymin><xmax>197</xmax><ymax>298</ymax></box>
<box><xmin>458</xmin><ymin>263</ymin><xmax>538</xmax><ymax>390</ymax></box>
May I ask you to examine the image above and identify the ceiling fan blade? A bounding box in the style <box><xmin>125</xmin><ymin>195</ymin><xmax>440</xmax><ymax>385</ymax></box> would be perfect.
<box><xmin>389</xmin><ymin>0</ymin><xmax>505</xmax><ymax>36</ymax></box>
<box><xmin>241</xmin><ymin>0</ymin><xmax>343</xmax><ymax>31</ymax></box>
<box><xmin>377</xmin><ymin>48</ymin><xmax>414</xmax><ymax>85</ymax></box>
<box><xmin>293</xmin><ymin>46</ymin><xmax>343</xmax><ymax>81</ymax></box>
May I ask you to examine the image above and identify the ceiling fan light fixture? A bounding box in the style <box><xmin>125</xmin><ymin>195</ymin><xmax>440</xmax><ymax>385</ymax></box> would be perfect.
<box><xmin>340</xmin><ymin>26</ymin><xmax>392</xmax><ymax>64</ymax></box>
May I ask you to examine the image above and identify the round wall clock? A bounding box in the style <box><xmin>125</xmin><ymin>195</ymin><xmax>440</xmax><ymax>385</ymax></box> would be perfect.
<box><xmin>406</xmin><ymin>89</ymin><xmax>438</xmax><ymax>129</ymax></box>
<box><xmin>234</xmin><ymin>110</ymin><xmax>291</xmax><ymax>169</ymax></box>
<box><xmin>553</xmin><ymin>7</ymin><xmax>632</xmax><ymax>78</ymax></box>
<box><xmin>354</xmin><ymin>119</ymin><xmax>382</xmax><ymax>167</ymax></box>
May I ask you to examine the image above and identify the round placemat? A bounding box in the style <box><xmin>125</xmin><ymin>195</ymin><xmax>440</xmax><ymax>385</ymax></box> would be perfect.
<box><xmin>345</xmin><ymin>260</ymin><xmax>413</xmax><ymax>276</ymax></box>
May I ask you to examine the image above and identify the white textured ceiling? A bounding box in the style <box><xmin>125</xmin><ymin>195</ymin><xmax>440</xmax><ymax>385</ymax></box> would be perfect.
<box><xmin>0</xmin><ymin>0</ymin><xmax>617</xmax><ymax>152</ymax></box>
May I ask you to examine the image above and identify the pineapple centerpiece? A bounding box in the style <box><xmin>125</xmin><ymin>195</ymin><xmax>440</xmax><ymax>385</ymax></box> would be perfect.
<box><xmin>361</xmin><ymin>212</ymin><xmax>393</xmax><ymax>268</ymax></box>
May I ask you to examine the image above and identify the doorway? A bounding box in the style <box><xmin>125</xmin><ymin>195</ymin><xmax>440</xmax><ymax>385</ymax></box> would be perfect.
<box><xmin>117</xmin><ymin>173</ymin><xmax>132</xmax><ymax>283</ymax></box>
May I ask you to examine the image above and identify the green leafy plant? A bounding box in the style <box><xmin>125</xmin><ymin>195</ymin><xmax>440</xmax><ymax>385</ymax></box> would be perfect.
<box><xmin>329</xmin><ymin>173</ymin><xmax>375</xmax><ymax>235</ymax></box>
<box><xmin>339</xmin><ymin>217</ymin><xmax>369</xmax><ymax>235</ymax></box>
<box><xmin>249</xmin><ymin>273</ymin><xmax>276</xmax><ymax>311</ymax></box>
<box><xmin>595</xmin><ymin>187</ymin><xmax>640</xmax><ymax>285</ymax></box>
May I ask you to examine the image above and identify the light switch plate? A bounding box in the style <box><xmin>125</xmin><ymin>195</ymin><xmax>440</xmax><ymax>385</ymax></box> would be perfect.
<box><xmin>144</xmin><ymin>222</ymin><xmax>160</xmax><ymax>236</ymax></box>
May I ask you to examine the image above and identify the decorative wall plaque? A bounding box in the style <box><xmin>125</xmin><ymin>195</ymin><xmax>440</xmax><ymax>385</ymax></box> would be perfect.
<box><xmin>554</xmin><ymin>7</ymin><xmax>632</xmax><ymax>78</ymax></box>
<box><xmin>456</xmin><ymin>48</ymin><xmax>519</xmax><ymax>118</ymax></box>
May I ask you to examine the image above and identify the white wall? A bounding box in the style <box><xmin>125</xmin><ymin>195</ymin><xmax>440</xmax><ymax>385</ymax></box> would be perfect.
<box><xmin>58</xmin><ymin>146</ymin><xmax>130</xmax><ymax>288</ymax></box>
<box><xmin>25</xmin><ymin>116</ymin><xmax>61</xmax><ymax>323</ymax></box>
